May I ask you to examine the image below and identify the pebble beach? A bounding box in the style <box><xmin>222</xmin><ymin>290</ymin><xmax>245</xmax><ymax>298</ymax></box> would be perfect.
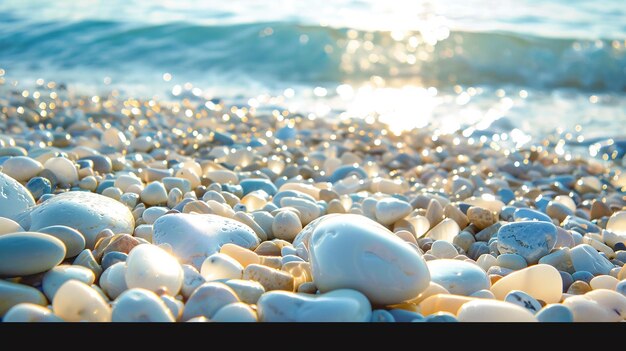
<box><xmin>1</xmin><ymin>81</ymin><xmax>626</xmax><ymax>323</ymax></box>
<box><xmin>2</xmin><ymin>0</ymin><xmax>626</xmax><ymax>323</ymax></box>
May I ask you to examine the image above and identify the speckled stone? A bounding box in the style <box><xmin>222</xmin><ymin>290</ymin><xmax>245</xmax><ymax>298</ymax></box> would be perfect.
<box><xmin>497</xmin><ymin>221</ymin><xmax>557</xmax><ymax>264</ymax></box>
<box><xmin>504</xmin><ymin>290</ymin><xmax>542</xmax><ymax>314</ymax></box>
<box><xmin>19</xmin><ymin>191</ymin><xmax>134</xmax><ymax>249</ymax></box>
<box><xmin>467</xmin><ymin>206</ymin><xmax>496</xmax><ymax>230</ymax></box>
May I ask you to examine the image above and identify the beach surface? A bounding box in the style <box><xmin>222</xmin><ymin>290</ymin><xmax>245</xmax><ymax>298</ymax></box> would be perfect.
<box><xmin>0</xmin><ymin>83</ymin><xmax>625</xmax><ymax>322</ymax></box>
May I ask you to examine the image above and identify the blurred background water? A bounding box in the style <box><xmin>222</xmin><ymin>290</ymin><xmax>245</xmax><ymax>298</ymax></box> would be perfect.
<box><xmin>1</xmin><ymin>0</ymin><xmax>625</xmax><ymax>155</ymax></box>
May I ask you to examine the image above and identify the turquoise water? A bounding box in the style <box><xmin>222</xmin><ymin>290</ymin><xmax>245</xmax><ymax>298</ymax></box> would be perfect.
<box><xmin>1</xmin><ymin>0</ymin><xmax>626</xmax><ymax>150</ymax></box>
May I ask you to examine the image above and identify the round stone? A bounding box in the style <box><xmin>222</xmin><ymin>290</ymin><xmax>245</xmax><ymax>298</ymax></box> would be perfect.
<box><xmin>491</xmin><ymin>264</ymin><xmax>563</xmax><ymax>303</ymax></box>
<box><xmin>141</xmin><ymin>181</ymin><xmax>168</xmax><ymax>206</ymax></box>
<box><xmin>496</xmin><ymin>253</ymin><xmax>528</xmax><ymax>271</ymax></box>
<box><xmin>212</xmin><ymin>302</ymin><xmax>258</xmax><ymax>322</ymax></box>
<box><xmin>42</xmin><ymin>265</ymin><xmax>95</xmax><ymax>301</ymax></box>
<box><xmin>153</xmin><ymin>213</ymin><xmax>260</xmax><ymax>269</ymax></box>
<box><xmin>0</xmin><ymin>172</ymin><xmax>36</xmax><ymax>221</ymax></box>
<box><xmin>1</xmin><ymin>156</ymin><xmax>43</xmax><ymax>182</ymax></box>
<box><xmin>375</xmin><ymin>198</ymin><xmax>412</xmax><ymax>226</ymax></box>
<box><xmin>220</xmin><ymin>243</ymin><xmax>260</xmax><ymax>268</ymax></box>
<box><xmin>142</xmin><ymin>206</ymin><xmax>169</xmax><ymax>225</ymax></box>
<box><xmin>304</xmin><ymin>214</ymin><xmax>430</xmax><ymax>305</ymax></box>
<box><xmin>467</xmin><ymin>206</ymin><xmax>496</xmax><ymax>230</ymax></box>
<box><xmin>182</xmin><ymin>282</ymin><xmax>240</xmax><ymax>321</ymax></box>
<box><xmin>0</xmin><ymin>217</ymin><xmax>24</xmax><ymax>235</ymax></box>
<box><xmin>536</xmin><ymin>304</ymin><xmax>574</xmax><ymax>322</ymax></box>
<box><xmin>37</xmin><ymin>225</ymin><xmax>86</xmax><ymax>258</ymax></box>
<box><xmin>20</xmin><ymin>191</ymin><xmax>135</xmax><ymax>249</ymax></box>
<box><xmin>79</xmin><ymin>155</ymin><xmax>113</xmax><ymax>174</ymax></box>
<box><xmin>111</xmin><ymin>288</ymin><xmax>175</xmax><ymax>322</ymax></box>
<box><xmin>43</xmin><ymin>157</ymin><xmax>78</xmax><ymax>185</ymax></box>
<box><xmin>3</xmin><ymin>303</ymin><xmax>64</xmax><ymax>322</ymax></box>
<box><xmin>590</xmin><ymin>275</ymin><xmax>619</xmax><ymax>290</ymax></box>
<box><xmin>272</xmin><ymin>211</ymin><xmax>302</xmax><ymax>242</ymax></box>
<box><xmin>200</xmin><ymin>253</ymin><xmax>244</xmax><ymax>282</ymax></box>
<box><xmin>101</xmin><ymin>251</ymin><xmax>128</xmax><ymax>271</ymax></box>
<box><xmin>223</xmin><ymin>279</ymin><xmax>265</xmax><ymax>304</ymax></box>
<box><xmin>0</xmin><ymin>280</ymin><xmax>47</xmax><ymax>317</ymax></box>
<box><xmin>279</xmin><ymin>197</ymin><xmax>320</xmax><ymax>225</ymax></box>
<box><xmin>426</xmin><ymin>259</ymin><xmax>490</xmax><ymax>296</ymax></box>
<box><xmin>100</xmin><ymin>262</ymin><xmax>128</xmax><ymax>300</ymax></box>
<box><xmin>563</xmin><ymin>289</ymin><xmax>626</xmax><ymax>322</ymax></box>
<box><xmin>0</xmin><ymin>232</ymin><xmax>65</xmax><ymax>276</ymax></box>
<box><xmin>125</xmin><ymin>244</ymin><xmax>184</xmax><ymax>296</ymax></box>
<box><xmin>457</xmin><ymin>299</ymin><xmax>537</xmax><ymax>322</ymax></box>
<box><xmin>52</xmin><ymin>280</ymin><xmax>111</xmax><ymax>322</ymax></box>
<box><xmin>430</xmin><ymin>240</ymin><xmax>458</xmax><ymax>259</ymax></box>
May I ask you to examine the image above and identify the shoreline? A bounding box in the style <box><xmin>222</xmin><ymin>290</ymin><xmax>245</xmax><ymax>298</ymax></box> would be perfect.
<box><xmin>1</xmin><ymin>82</ymin><xmax>626</xmax><ymax>322</ymax></box>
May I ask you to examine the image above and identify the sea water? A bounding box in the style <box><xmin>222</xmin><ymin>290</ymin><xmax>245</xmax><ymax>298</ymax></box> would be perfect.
<box><xmin>1</xmin><ymin>0</ymin><xmax>625</xmax><ymax>157</ymax></box>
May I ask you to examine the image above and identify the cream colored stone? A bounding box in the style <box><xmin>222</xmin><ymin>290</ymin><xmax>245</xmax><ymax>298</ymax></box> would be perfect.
<box><xmin>52</xmin><ymin>280</ymin><xmax>111</xmax><ymax>322</ymax></box>
<box><xmin>590</xmin><ymin>275</ymin><xmax>619</xmax><ymax>291</ymax></box>
<box><xmin>243</xmin><ymin>264</ymin><xmax>294</xmax><ymax>291</ymax></box>
<box><xmin>426</xmin><ymin>218</ymin><xmax>460</xmax><ymax>242</ymax></box>
<box><xmin>200</xmin><ymin>253</ymin><xmax>244</xmax><ymax>281</ymax></box>
<box><xmin>272</xmin><ymin>210</ymin><xmax>302</xmax><ymax>241</ymax></box>
<box><xmin>457</xmin><ymin>299</ymin><xmax>537</xmax><ymax>322</ymax></box>
<box><xmin>125</xmin><ymin>244</ymin><xmax>184</xmax><ymax>296</ymax></box>
<box><xmin>490</xmin><ymin>264</ymin><xmax>562</xmax><ymax>303</ymax></box>
<box><xmin>419</xmin><ymin>294</ymin><xmax>476</xmax><ymax>316</ymax></box>
<box><xmin>0</xmin><ymin>217</ymin><xmax>24</xmax><ymax>235</ymax></box>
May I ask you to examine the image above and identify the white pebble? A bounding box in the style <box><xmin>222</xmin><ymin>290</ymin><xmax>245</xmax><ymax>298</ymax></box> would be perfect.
<box><xmin>3</xmin><ymin>303</ymin><xmax>64</xmax><ymax>322</ymax></box>
<box><xmin>200</xmin><ymin>253</ymin><xmax>244</xmax><ymax>281</ymax></box>
<box><xmin>212</xmin><ymin>302</ymin><xmax>258</xmax><ymax>322</ymax></box>
<box><xmin>125</xmin><ymin>244</ymin><xmax>184</xmax><ymax>296</ymax></box>
<box><xmin>52</xmin><ymin>280</ymin><xmax>111</xmax><ymax>322</ymax></box>
<box><xmin>2</xmin><ymin>156</ymin><xmax>43</xmax><ymax>182</ymax></box>
<box><xmin>111</xmin><ymin>288</ymin><xmax>175</xmax><ymax>322</ymax></box>
<box><xmin>182</xmin><ymin>282</ymin><xmax>240</xmax><ymax>321</ymax></box>
<box><xmin>44</xmin><ymin>157</ymin><xmax>78</xmax><ymax>185</ymax></box>
<box><xmin>272</xmin><ymin>211</ymin><xmax>303</xmax><ymax>241</ymax></box>
<box><xmin>42</xmin><ymin>265</ymin><xmax>95</xmax><ymax>301</ymax></box>
<box><xmin>141</xmin><ymin>182</ymin><xmax>168</xmax><ymax>206</ymax></box>
<box><xmin>100</xmin><ymin>262</ymin><xmax>129</xmax><ymax>300</ymax></box>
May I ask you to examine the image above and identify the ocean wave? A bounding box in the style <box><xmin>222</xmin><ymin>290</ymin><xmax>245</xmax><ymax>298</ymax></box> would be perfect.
<box><xmin>1</xmin><ymin>19</ymin><xmax>625</xmax><ymax>91</ymax></box>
